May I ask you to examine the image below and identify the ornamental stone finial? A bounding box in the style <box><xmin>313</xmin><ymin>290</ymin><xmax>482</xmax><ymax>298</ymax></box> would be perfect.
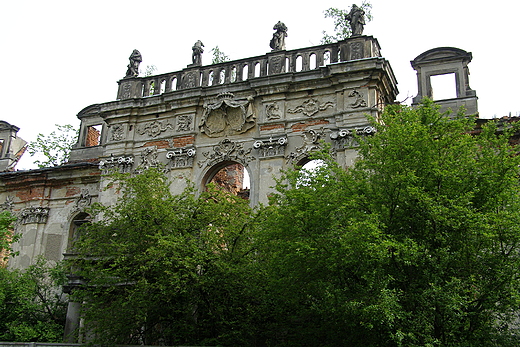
<box><xmin>125</xmin><ymin>49</ymin><xmax>142</xmax><ymax>78</ymax></box>
<box><xmin>270</xmin><ymin>21</ymin><xmax>288</xmax><ymax>51</ymax></box>
<box><xmin>346</xmin><ymin>4</ymin><xmax>365</xmax><ymax>36</ymax></box>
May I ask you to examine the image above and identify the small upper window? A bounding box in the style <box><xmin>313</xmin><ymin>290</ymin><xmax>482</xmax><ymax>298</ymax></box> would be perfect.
<box><xmin>85</xmin><ymin>125</ymin><xmax>102</xmax><ymax>147</ymax></box>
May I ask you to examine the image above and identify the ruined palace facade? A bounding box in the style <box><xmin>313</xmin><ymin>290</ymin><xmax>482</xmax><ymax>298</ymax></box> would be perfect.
<box><xmin>0</xmin><ymin>34</ymin><xmax>400</xmax><ymax>270</ymax></box>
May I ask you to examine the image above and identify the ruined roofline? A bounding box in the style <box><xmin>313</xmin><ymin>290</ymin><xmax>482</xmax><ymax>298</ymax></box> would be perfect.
<box><xmin>117</xmin><ymin>35</ymin><xmax>385</xmax><ymax>100</ymax></box>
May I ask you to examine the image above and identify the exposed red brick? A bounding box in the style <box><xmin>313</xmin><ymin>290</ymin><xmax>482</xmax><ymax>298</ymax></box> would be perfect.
<box><xmin>144</xmin><ymin>140</ymin><xmax>170</xmax><ymax>149</ymax></box>
<box><xmin>291</xmin><ymin>119</ymin><xmax>329</xmax><ymax>132</ymax></box>
<box><xmin>260</xmin><ymin>123</ymin><xmax>284</xmax><ymax>131</ymax></box>
<box><xmin>172</xmin><ymin>136</ymin><xmax>195</xmax><ymax>148</ymax></box>
<box><xmin>85</xmin><ymin>126</ymin><xmax>100</xmax><ymax>147</ymax></box>
<box><xmin>65</xmin><ymin>186</ymin><xmax>81</xmax><ymax>197</ymax></box>
<box><xmin>16</xmin><ymin>187</ymin><xmax>45</xmax><ymax>201</ymax></box>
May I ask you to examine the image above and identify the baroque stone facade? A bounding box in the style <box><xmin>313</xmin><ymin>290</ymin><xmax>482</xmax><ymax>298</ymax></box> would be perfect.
<box><xmin>0</xmin><ymin>32</ymin><xmax>482</xmax><ymax>343</ymax></box>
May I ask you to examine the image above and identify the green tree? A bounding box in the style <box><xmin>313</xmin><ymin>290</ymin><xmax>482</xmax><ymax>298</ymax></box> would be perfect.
<box><xmin>321</xmin><ymin>2</ymin><xmax>373</xmax><ymax>44</ymax></box>
<box><xmin>255</xmin><ymin>99</ymin><xmax>520</xmax><ymax>346</ymax></box>
<box><xmin>0</xmin><ymin>258</ymin><xmax>67</xmax><ymax>342</ymax></box>
<box><xmin>210</xmin><ymin>46</ymin><xmax>230</xmax><ymax>64</ymax></box>
<box><xmin>27</xmin><ymin>124</ymin><xmax>78</xmax><ymax>168</ymax></box>
<box><xmin>0</xmin><ymin>211</ymin><xmax>18</xmax><ymax>261</ymax></box>
<box><xmin>70</xmin><ymin>169</ymin><xmax>257</xmax><ymax>345</ymax></box>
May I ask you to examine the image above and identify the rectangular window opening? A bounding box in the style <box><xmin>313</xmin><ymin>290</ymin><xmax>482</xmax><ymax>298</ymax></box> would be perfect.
<box><xmin>430</xmin><ymin>73</ymin><xmax>457</xmax><ymax>100</ymax></box>
<box><xmin>85</xmin><ymin>124</ymin><xmax>102</xmax><ymax>147</ymax></box>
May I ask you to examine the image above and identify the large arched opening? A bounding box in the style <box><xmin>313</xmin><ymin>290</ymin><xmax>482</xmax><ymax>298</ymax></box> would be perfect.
<box><xmin>202</xmin><ymin>161</ymin><xmax>251</xmax><ymax>199</ymax></box>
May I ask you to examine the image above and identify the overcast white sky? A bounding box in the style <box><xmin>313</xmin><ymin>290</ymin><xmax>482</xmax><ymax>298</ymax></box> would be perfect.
<box><xmin>1</xmin><ymin>0</ymin><xmax>519</xmax><ymax>169</ymax></box>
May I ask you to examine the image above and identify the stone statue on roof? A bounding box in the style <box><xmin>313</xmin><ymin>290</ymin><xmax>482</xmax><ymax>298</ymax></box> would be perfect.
<box><xmin>346</xmin><ymin>4</ymin><xmax>365</xmax><ymax>36</ymax></box>
<box><xmin>192</xmin><ymin>40</ymin><xmax>204</xmax><ymax>66</ymax></box>
<box><xmin>125</xmin><ymin>49</ymin><xmax>142</xmax><ymax>78</ymax></box>
<box><xmin>270</xmin><ymin>21</ymin><xmax>288</xmax><ymax>51</ymax></box>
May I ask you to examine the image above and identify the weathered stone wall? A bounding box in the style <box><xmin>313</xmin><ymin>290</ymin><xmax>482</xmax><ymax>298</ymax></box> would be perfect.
<box><xmin>1</xmin><ymin>35</ymin><xmax>398</xmax><ymax>270</ymax></box>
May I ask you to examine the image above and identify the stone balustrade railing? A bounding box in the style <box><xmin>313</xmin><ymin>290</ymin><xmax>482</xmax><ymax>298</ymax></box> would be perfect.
<box><xmin>117</xmin><ymin>36</ymin><xmax>381</xmax><ymax>100</ymax></box>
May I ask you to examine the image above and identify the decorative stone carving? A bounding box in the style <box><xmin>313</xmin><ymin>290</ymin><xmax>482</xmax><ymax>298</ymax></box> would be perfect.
<box><xmin>269</xmin><ymin>56</ymin><xmax>284</xmax><ymax>74</ymax></box>
<box><xmin>253</xmin><ymin>136</ymin><xmax>287</xmax><ymax>158</ymax></box>
<box><xmin>119</xmin><ymin>82</ymin><xmax>132</xmax><ymax>99</ymax></box>
<box><xmin>139</xmin><ymin>146</ymin><xmax>159</xmax><ymax>170</ymax></box>
<box><xmin>110</xmin><ymin>124</ymin><xmax>125</xmax><ymax>141</ymax></box>
<box><xmin>125</xmin><ymin>49</ymin><xmax>142</xmax><ymax>78</ymax></box>
<box><xmin>191</xmin><ymin>40</ymin><xmax>204</xmax><ymax>66</ymax></box>
<box><xmin>286</xmin><ymin>128</ymin><xmax>326</xmax><ymax>164</ymax></box>
<box><xmin>200</xmin><ymin>93</ymin><xmax>255</xmax><ymax>138</ymax></box>
<box><xmin>330</xmin><ymin>126</ymin><xmax>376</xmax><ymax>148</ymax></box>
<box><xmin>20</xmin><ymin>207</ymin><xmax>49</xmax><ymax>225</ymax></box>
<box><xmin>70</xmin><ymin>188</ymin><xmax>92</xmax><ymax>215</ymax></box>
<box><xmin>198</xmin><ymin>139</ymin><xmax>254</xmax><ymax>168</ymax></box>
<box><xmin>266</xmin><ymin>103</ymin><xmax>282</xmax><ymax>120</ymax></box>
<box><xmin>350</xmin><ymin>42</ymin><xmax>363</xmax><ymax>60</ymax></box>
<box><xmin>0</xmin><ymin>196</ymin><xmax>13</xmax><ymax>211</ymax></box>
<box><xmin>166</xmin><ymin>146</ymin><xmax>196</xmax><ymax>169</ymax></box>
<box><xmin>176</xmin><ymin>115</ymin><xmax>193</xmax><ymax>132</ymax></box>
<box><xmin>99</xmin><ymin>155</ymin><xmax>134</xmax><ymax>174</ymax></box>
<box><xmin>270</xmin><ymin>21</ymin><xmax>288</xmax><ymax>51</ymax></box>
<box><xmin>182</xmin><ymin>72</ymin><xmax>197</xmax><ymax>89</ymax></box>
<box><xmin>349</xmin><ymin>90</ymin><xmax>367</xmax><ymax>108</ymax></box>
<box><xmin>287</xmin><ymin>98</ymin><xmax>335</xmax><ymax>117</ymax></box>
<box><xmin>137</xmin><ymin>120</ymin><xmax>173</xmax><ymax>138</ymax></box>
<box><xmin>346</xmin><ymin>4</ymin><xmax>365</xmax><ymax>36</ymax></box>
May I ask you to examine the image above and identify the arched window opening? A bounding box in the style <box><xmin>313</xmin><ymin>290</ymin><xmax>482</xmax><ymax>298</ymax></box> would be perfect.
<box><xmin>205</xmin><ymin>162</ymin><xmax>250</xmax><ymax>200</ymax></box>
<box><xmin>219</xmin><ymin>69</ymin><xmax>226</xmax><ymax>84</ymax></box>
<box><xmin>148</xmin><ymin>81</ymin><xmax>155</xmax><ymax>96</ymax></box>
<box><xmin>242</xmin><ymin>64</ymin><xmax>249</xmax><ymax>81</ymax></box>
<box><xmin>254</xmin><ymin>62</ymin><xmax>260</xmax><ymax>77</ymax></box>
<box><xmin>171</xmin><ymin>77</ymin><xmax>177</xmax><ymax>91</ymax></box>
<box><xmin>310</xmin><ymin>53</ymin><xmax>317</xmax><ymax>70</ymax></box>
<box><xmin>160</xmin><ymin>79</ymin><xmax>166</xmax><ymax>94</ymax></box>
<box><xmin>296</xmin><ymin>159</ymin><xmax>326</xmax><ymax>187</ymax></box>
<box><xmin>231</xmin><ymin>66</ymin><xmax>237</xmax><ymax>83</ymax></box>
<box><xmin>208</xmin><ymin>71</ymin><xmax>214</xmax><ymax>86</ymax></box>
<box><xmin>67</xmin><ymin>212</ymin><xmax>91</xmax><ymax>253</ymax></box>
<box><xmin>285</xmin><ymin>57</ymin><xmax>290</xmax><ymax>72</ymax></box>
<box><xmin>296</xmin><ymin>56</ymin><xmax>303</xmax><ymax>72</ymax></box>
<box><xmin>323</xmin><ymin>51</ymin><xmax>331</xmax><ymax>66</ymax></box>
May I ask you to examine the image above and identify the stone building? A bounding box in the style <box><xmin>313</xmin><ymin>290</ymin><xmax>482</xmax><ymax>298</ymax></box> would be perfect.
<box><xmin>0</xmin><ymin>23</ymin><xmax>479</xmax><ymax>342</ymax></box>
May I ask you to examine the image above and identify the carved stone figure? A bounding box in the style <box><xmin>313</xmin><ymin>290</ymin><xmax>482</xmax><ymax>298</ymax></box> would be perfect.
<box><xmin>346</xmin><ymin>4</ymin><xmax>365</xmax><ymax>36</ymax></box>
<box><xmin>125</xmin><ymin>49</ymin><xmax>142</xmax><ymax>78</ymax></box>
<box><xmin>270</xmin><ymin>21</ymin><xmax>288</xmax><ymax>51</ymax></box>
<box><xmin>192</xmin><ymin>40</ymin><xmax>204</xmax><ymax>66</ymax></box>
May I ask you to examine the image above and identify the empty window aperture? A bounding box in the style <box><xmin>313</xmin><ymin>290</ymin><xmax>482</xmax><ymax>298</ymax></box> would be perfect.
<box><xmin>430</xmin><ymin>73</ymin><xmax>457</xmax><ymax>100</ymax></box>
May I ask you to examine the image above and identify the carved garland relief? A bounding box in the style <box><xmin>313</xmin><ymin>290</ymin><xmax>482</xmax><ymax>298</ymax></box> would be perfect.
<box><xmin>138</xmin><ymin>120</ymin><xmax>173</xmax><ymax>138</ymax></box>
<box><xmin>287</xmin><ymin>98</ymin><xmax>335</xmax><ymax>117</ymax></box>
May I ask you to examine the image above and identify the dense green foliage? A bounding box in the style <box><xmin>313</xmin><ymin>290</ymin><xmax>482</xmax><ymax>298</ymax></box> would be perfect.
<box><xmin>321</xmin><ymin>2</ymin><xmax>373</xmax><ymax>44</ymax></box>
<box><xmin>255</xmin><ymin>100</ymin><xmax>520</xmax><ymax>346</ymax></box>
<box><xmin>0</xmin><ymin>258</ymin><xmax>67</xmax><ymax>342</ymax></box>
<box><xmin>70</xmin><ymin>100</ymin><xmax>520</xmax><ymax>346</ymax></box>
<box><xmin>71</xmin><ymin>170</ymin><xmax>257</xmax><ymax>345</ymax></box>
<box><xmin>0</xmin><ymin>211</ymin><xmax>18</xmax><ymax>260</ymax></box>
<box><xmin>27</xmin><ymin>124</ymin><xmax>78</xmax><ymax>168</ymax></box>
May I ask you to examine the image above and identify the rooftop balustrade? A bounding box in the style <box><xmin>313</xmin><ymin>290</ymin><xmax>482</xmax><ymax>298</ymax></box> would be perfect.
<box><xmin>117</xmin><ymin>36</ymin><xmax>382</xmax><ymax>100</ymax></box>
